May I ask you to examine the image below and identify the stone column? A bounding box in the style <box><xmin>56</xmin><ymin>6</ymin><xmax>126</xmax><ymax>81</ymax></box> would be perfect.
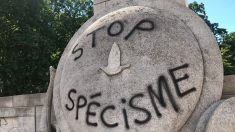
<box><xmin>93</xmin><ymin>0</ymin><xmax>187</xmax><ymax>15</ymax></box>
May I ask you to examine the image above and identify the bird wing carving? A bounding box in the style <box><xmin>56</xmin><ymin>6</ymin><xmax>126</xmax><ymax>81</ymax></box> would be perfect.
<box><xmin>108</xmin><ymin>42</ymin><xmax>121</xmax><ymax>69</ymax></box>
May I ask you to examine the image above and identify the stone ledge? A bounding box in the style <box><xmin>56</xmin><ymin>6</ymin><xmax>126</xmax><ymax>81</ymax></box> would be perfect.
<box><xmin>13</xmin><ymin>93</ymin><xmax>45</xmax><ymax>107</ymax></box>
<box><xmin>0</xmin><ymin>93</ymin><xmax>45</xmax><ymax>108</ymax></box>
<box><xmin>223</xmin><ymin>75</ymin><xmax>235</xmax><ymax>95</ymax></box>
<box><xmin>0</xmin><ymin>107</ymin><xmax>35</xmax><ymax>118</ymax></box>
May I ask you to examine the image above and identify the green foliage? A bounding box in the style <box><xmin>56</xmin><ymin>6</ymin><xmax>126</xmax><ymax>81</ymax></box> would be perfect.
<box><xmin>0</xmin><ymin>0</ymin><xmax>93</xmax><ymax>96</ymax></box>
<box><xmin>189</xmin><ymin>2</ymin><xmax>235</xmax><ymax>75</ymax></box>
<box><xmin>221</xmin><ymin>32</ymin><xmax>235</xmax><ymax>75</ymax></box>
<box><xmin>189</xmin><ymin>2</ymin><xmax>227</xmax><ymax>44</ymax></box>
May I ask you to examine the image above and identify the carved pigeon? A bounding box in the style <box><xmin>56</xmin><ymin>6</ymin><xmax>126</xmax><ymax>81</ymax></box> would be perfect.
<box><xmin>100</xmin><ymin>42</ymin><xmax>130</xmax><ymax>76</ymax></box>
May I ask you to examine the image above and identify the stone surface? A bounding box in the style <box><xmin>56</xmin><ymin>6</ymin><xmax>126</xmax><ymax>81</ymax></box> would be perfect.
<box><xmin>0</xmin><ymin>93</ymin><xmax>45</xmax><ymax>132</ymax></box>
<box><xmin>175</xmin><ymin>0</ymin><xmax>187</xmax><ymax>6</ymax></box>
<box><xmin>100</xmin><ymin>42</ymin><xmax>131</xmax><ymax>76</ymax></box>
<box><xmin>205</xmin><ymin>97</ymin><xmax>235</xmax><ymax>132</ymax></box>
<box><xmin>93</xmin><ymin>0</ymin><xmax>187</xmax><ymax>15</ymax></box>
<box><xmin>223</xmin><ymin>75</ymin><xmax>235</xmax><ymax>95</ymax></box>
<box><xmin>0</xmin><ymin>93</ymin><xmax>45</xmax><ymax>108</ymax></box>
<box><xmin>0</xmin><ymin>75</ymin><xmax>233</xmax><ymax>132</ymax></box>
<box><xmin>195</xmin><ymin>101</ymin><xmax>223</xmax><ymax>132</ymax></box>
<box><xmin>222</xmin><ymin>95</ymin><xmax>235</xmax><ymax>99</ymax></box>
<box><xmin>94</xmin><ymin>0</ymin><xmax>109</xmax><ymax>4</ymax></box>
<box><xmin>0</xmin><ymin>109</ymin><xmax>35</xmax><ymax>132</ymax></box>
<box><xmin>0</xmin><ymin>96</ymin><xmax>13</xmax><ymax>107</ymax></box>
<box><xmin>36</xmin><ymin>106</ymin><xmax>44</xmax><ymax>132</ymax></box>
<box><xmin>13</xmin><ymin>93</ymin><xmax>45</xmax><ymax>107</ymax></box>
<box><xmin>0</xmin><ymin>117</ymin><xmax>34</xmax><ymax>132</ymax></box>
<box><xmin>94</xmin><ymin>1</ymin><xmax>223</xmax><ymax>131</ymax></box>
<box><xmin>222</xmin><ymin>75</ymin><xmax>235</xmax><ymax>99</ymax></box>
<box><xmin>54</xmin><ymin>1</ymin><xmax>222</xmax><ymax>130</ymax></box>
<box><xmin>0</xmin><ymin>107</ymin><xmax>35</xmax><ymax>117</ymax></box>
<box><xmin>53</xmin><ymin>0</ymin><xmax>223</xmax><ymax>132</ymax></box>
<box><xmin>62</xmin><ymin>6</ymin><xmax>203</xmax><ymax>131</ymax></box>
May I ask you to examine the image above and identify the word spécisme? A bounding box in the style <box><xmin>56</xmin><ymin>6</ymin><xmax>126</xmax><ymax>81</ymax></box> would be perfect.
<box><xmin>65</xmin><ymin>63</ymin><xmax>196</xmax><ymax>129</ymax></box>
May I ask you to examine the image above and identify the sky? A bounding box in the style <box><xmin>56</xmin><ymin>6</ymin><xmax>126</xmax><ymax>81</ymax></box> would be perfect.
<box><xmin>187</xmin><ymin>0</ymin><xmax>235</xmax><ymax>33</ymax></box>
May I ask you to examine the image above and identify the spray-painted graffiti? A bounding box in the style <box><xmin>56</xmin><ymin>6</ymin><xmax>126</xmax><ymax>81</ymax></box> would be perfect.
<box><xmin>0</xmin><ymin>118</ymin><xmax>8</xmax><ymax>127</ymax></box>
<box><xmin>65</xmin><ymin>63</ymin><xmax>196</xmax><ymax>129</ymax></box>
<box><xmin>72</xmin><ymin>19</ymin><xmax>155</xmax><ymax>61</ymax></box>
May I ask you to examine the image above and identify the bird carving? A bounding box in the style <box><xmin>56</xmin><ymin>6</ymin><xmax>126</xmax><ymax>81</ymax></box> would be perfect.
<box><xmin>100</xmin><ymin>42</ymin><xmax>130</xmax><ymax>76</ymax></box>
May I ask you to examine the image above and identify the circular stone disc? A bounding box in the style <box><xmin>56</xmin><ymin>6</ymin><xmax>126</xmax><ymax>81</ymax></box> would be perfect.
<box><xmin>195</xmin><ymin>101</ymin><xmax>223</xmax><ymax>132</ymax></box>
<box><xmin>206</xmin><ymin>97</ymin><xmax>235</xmax><ymax>132</ymax></box>
<box><xmin>92</xmin><ymin>1</ymin><xmax>224</xmax><ymax>131</ymax></box>
<box><xmin>54</xmin><ymin>6</ymin><xmax>204</xmax><ymax>132</ymax></box>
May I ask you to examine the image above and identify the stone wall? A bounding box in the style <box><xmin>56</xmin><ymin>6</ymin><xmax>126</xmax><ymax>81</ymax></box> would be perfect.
<box><xmin>222</xmin><ymin>75</ymin><xmax>235</xmax><ymax>99</ymax></box>
<box><xmin>0</xmin><ymin>76</ymin><xmax>234</xmax><ymax>131</ymax></box>
<box><xmin>0</xmin><ymin>93</ymin><xmax>45</xmax><ymax>132</ymax></box>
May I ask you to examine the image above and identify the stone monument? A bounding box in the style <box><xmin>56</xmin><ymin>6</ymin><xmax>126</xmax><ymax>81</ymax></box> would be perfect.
<box><xmin>49</xmin><ymin>0</ymin><xmax>232</xmax><ymax>132</ymax></box>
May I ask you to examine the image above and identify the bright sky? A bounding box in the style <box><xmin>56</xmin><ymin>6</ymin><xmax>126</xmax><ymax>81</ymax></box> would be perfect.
<box><xmin>188</xmin><ymin>0</ymin><xmax>235</xmax><ymax>33</ymax></box>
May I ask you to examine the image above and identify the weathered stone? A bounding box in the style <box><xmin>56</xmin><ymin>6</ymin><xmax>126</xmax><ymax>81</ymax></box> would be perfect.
<box><xmin>16</xmin><ymin>116</ymin><xmax>35</xmax><ymax>132</ymax></box>
<box><xmin>58</xmin><ymin>6</ymin><xmax>203</xmax><ymax>131</ymax></box>
<box><xmin>0</xmin><ymin>107</ymin><xmax>35</xmax><ymax>118</ymax></box>
<box><xmin>0</xmin><ymin>108</ymin><xmax>35</xmax><ymax>132</ymax></box>
<box><xmin>0</xmin><ymin>93</ymin><xmax>47</xmax><ymax>132</ymax></box>
<box><xmin>42</xmin><ymin>66</ymin><xmax>56</xmax><ymax>132</ymax></box>
<box><xmin>205</xmin><ymin>97</ymin><xmax>235</xmax><ymax>132</ymax></box>
<box><xmin>93</xmin><ymin>0</ymin><xmax>187</xmax><ymax>15</ymax></box>
<box><xmin>36</xmin><ymin>106</ymin><xmax>43</xmax><ymax>132</ymax></box>
<box><xmin>0</xmin><ymin>96</ymin><xmax>13</xmax><ymax>107</ymax></box>
<box><xmin>195</xmin><ymin>100</ymin><xmax>223</xmax><ymax>132</ymax></box>
<box><xmin>94</xmin><ymin>0</ymin><xmax>109</xmax><ymax>5</ymax></box>
<box><xmin>223</xmin><ymin>75</ymin><xmax>235</xmax><ymax>96</ymax></box>
<box><xmin>0</xmin><ymin>117</ymin><xmax>15</xmax><ymax>132</ymax></box>
<box><xmin>53</xmin><ymin>0</ymin><xmax>223</xmax><ymax>132</ymax></box>
<box><xmin>0</xmin><ymin>93</ymin><xmax>45</xmax><ymax>108</ymax></box>
<box><xmin>13</xmin><ymin>93</ymin><xmax>45</xmax><ymax>107</ymax></box>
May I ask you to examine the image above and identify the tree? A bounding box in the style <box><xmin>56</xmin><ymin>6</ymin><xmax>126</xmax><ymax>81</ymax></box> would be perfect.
<box><xmin>0</xmin><ymin>0</ymin><xmax>93</xmax><ymax>96</ymax></box>
<box><xmin>188</xmin><ymin>2</ymin><xmax>227</xmax><ymax>44</ymax></box>
<box><xmin>220</xmin><ymin>32</ymin><xmax>235</xmax><ymax>75</ymax></box>
<box><xmin>189</xmin><ymin>2</ymin><xmax>235</xmax><ymax>75</ymax></box>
